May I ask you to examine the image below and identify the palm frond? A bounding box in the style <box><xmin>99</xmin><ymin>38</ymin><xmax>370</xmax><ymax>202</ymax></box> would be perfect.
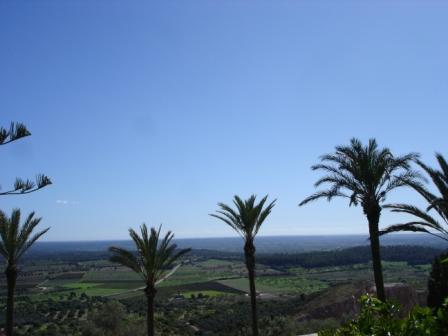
<box><xmin>299</xmin><ymin>190</ymin><xmax>349</xmax><ymax>206</ymax></box>
<box><xmin>0</xmin><ymin>209</ymin><xmax>48</xmax><ymax>264</ymax></box>
<box><xmin>380</xmin><ymin>223</ymin><xmax>430</xmax><ymax>235</ymax></box>
<box><xmin>380</xmin><ymin>223</ymin><xmax>448</xmax><ymax>243</ymax></box>
<box><xmin>16</xmin><ymin>212</ymin><xmax>40</xmax><ymax>253</ymax></box>
<box><xmin>155</xmin><ymin>264</ymin><xmax>181</xmax><ymax>285</ymax></box>
<box><xmin>0</xmin><ymin>210</ymin><xmax>9</xmax><ymax>258</ymax></box>
<box><xmin>154</xmin><ymin>243</ymin><xmax>191</xmax><ymax>283</ymax></box>
<box><xmin>436</xmin><ymin>153</ymin><xmax>448</xmax><ymax>177</ymax></box>
<box><xmin>384</xmin><ymin>203</ymin><xmax>446</xmax><ymax>233</ymax></box>
<box><xmin>17</xmin><ymin>227</ymin><xmax>50</xmax><ymax>259</ymax></box>
<box><xmin>382</xmin><ymin>154</ymin><xmax>448</xmax><ymax>242</ymax></box>
<box><xmin>301</xmin><ymin>138</ymin><xmax>418</xmax><ymax>213</ymax></box>
<box><xmin>129</xmin><ymin>227</ymin><xmax>146</xmax><ymax>257</ymax></box>
<box><xmin>209</xmin><ymin>213</ymin><xmax>243</xmax><ymax>237</ymax></box>
<box><xmin>109</xmin><ymin>225</ymin><xmax>189</xmax><ymax>287</ymax></box>
<box><xmin>255</xmin><ymin>198</ymin><xmax>276</xmax><ymax>236</ymax></box>
<box><xmin>415</xmin><ymin>159</ymin><xmax>448</xmax><ymax>205</ymax></box>
<box><xmin>0</xmin><ymin>122</ymin><xmax>31</xmax><ymax>145</ymax></box>
<box><xmin>378</xmin><ymin>170</ymin><xmax>423</xmax><ymax>202</ymax></box>
<box><xmin>109</xmin><ymin>246</ymin><xmax>143</xmax><ymax>276</ymax></box>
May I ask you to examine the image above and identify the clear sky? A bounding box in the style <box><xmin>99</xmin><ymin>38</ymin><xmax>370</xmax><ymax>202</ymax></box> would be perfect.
<box><xmin>1</xmin><ymin>1</ymin><xmax>447</xmax><ymax>241</ymax></box>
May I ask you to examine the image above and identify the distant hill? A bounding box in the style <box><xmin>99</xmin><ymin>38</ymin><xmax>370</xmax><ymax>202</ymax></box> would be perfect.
<box><xmin>24</xmin><ymin>241</ymin><xmax>445</xmax><ymax>268</ymax></box>
<box><xmin>31</xmin><ymin>233</ymin><xmax>448</xmax><ymax>254</ymax></box>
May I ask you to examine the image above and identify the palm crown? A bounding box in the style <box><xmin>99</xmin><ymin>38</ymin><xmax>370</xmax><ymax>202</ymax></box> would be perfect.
<box><xmin>109</xmin><ymin>225</ymin><xmax>190</xmax><ymax>285</ymax></box>
<box><xmin>0</xmin><ymin>209</ymin><xmax>49</xmax><ymax>266</ymax></box>
<box><xmin>382</xmin><ymin>154</ymin><xmax>448</xmax><ymax>242</ymax></box>
<box><xmin>210</xmin><ymin>195</ymin><xmax>276</xmax><ymax>242</ymax></box>
<box><xmin>299</xmin><ymin>138</ymin><xmax>419</xmax><ymax>211</ymax></box>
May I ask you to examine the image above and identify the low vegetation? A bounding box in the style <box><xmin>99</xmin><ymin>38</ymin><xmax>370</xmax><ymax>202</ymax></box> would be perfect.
<box><xmin>320</xmin><ymin>295</ymin><xmax>448</xmax><ymax>336</ymax></box>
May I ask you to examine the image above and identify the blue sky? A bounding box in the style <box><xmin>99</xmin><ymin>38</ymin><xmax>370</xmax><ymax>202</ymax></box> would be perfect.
<box><xmin>1</xmin><ymin>1</ymin><xmax>447</xmax><ymax>240</ymax></box>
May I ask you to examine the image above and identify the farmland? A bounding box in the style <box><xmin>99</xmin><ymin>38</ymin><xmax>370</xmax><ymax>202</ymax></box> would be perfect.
<box><xmin>0</xmin><ymin>244</ymin><xmax>442</xmax><ymax>335</ymax></box>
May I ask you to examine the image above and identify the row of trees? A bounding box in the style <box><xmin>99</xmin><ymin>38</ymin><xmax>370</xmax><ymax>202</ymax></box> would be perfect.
<box><xmin>2</xmin><ymin>123</ymin><xmax>448</xmax><ymax>336</ymax></box>
<box><xmin>115</xmin><ymin>138</ymin><xmax>448</xmax><ymax>336</ymax></box>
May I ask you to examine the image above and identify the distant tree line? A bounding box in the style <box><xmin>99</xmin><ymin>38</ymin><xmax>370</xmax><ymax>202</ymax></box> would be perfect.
<box><xmin>19</xmin><ymin>244</ymin><xmax>444</xmax><ymax>270</ymax></box>
<box><xmin>256</xmin><ymin>245</ymin><xmax>444</xmax><ymax>269</ymax></box>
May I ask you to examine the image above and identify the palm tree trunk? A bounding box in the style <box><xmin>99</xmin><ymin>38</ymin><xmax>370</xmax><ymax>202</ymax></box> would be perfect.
<box><xmin>145</xmin><ymin>285</ymin><xmax>156</xmax><ymax>336</ymax></box>
<box><xmin>367</xmin><ymin>210</ymin><xmax>386</xmax><ymax>302</ymax></box>
<box><xmin>5</xmin><ymin>265</ymin><xmax>17</xmax><ymax>336</ymax></box>
<box><xmin>244</xmin><ymin>241</ymin><xmax>258</xmax><ymax>336</ymax></box>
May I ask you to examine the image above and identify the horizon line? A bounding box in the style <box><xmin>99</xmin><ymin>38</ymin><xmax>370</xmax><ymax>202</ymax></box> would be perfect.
<box><xmin>38</xmin><ymin>232</ymin><xmax>424</xmax><ymax>243</ymax></box>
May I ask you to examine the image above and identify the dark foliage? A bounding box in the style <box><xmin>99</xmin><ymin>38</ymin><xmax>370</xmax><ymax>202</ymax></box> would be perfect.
<box><xmin>320</xmin><ymin>295</ymin><xmax>448</xmax><ymax>336</ymax></box>
<box><xmin>257</xmin><ymin>245</ymin><xmax>443</xmax><ymax>269</ymax></box>
<box><xmin>427</xmin><ymin>251</ymin><xmax>448</xmax><ymax>308</ymax></box>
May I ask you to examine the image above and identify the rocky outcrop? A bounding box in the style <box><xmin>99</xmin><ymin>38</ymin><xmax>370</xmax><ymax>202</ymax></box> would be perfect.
<box><xmin>370</xmin><ymin>283</ymin><xmax>419</xmax><ymax>315</ymax></box>
<box><xmin>297</xmin><ymin>282</ymin><xmax>420</xmax><ymax>322</ymax></box>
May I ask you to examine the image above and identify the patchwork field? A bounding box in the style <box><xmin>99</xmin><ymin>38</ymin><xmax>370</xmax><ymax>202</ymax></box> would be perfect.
<box><xmin>7</xmin><ymin>257</ymin><xmax>431</xmax><ymax>304</ymax></box>
<box><xmin>82</xmin><ymin>269</ymin><xmax>142</xmax><ymax>282</ymax></box>
<box><xmin>218</xmin><ymin>276</ymin><xmax>328</xmax><ymax>295</ymax></box>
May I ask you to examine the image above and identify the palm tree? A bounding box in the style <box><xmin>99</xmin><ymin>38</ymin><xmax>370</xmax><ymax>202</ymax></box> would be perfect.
<box><xmin>0</xmin><ymin>209</ymin><xmax>49</xmax><ymax>336</ymax></box>
<box><xmin>299</xmin><ymin>138</ymin><xmax>419</xmax><ymax>301</ymax></box>
<box><xmin>381</xmin><ymin>154</ymin><xmax>448</xmax><ymax>242</ymax></box>
<box><xmin>109</xmin><ymin>225</ymin><xmax>190</xmax><ymax>336</ymax></box>
<box><xmin>210</xmin><ymin>195</ymin><xmax>276</xmax><ymax>336</ymax></box>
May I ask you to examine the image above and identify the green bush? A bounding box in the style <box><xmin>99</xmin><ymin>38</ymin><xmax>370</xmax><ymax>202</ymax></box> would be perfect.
<box><xmin>319</xmin><ymin>295</ymin><xmax>448</xmax><ymax>336</ymax></box>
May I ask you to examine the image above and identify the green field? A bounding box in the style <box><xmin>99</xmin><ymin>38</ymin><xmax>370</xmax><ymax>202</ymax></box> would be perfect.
<box><xmin>198</xmin><ymin>259</ymin><xmax>236</xmax><ymax>267</ymax></box>
<box><xmin>24</xmin><ymin>259</ymin><xmax>432</xmax><ymax>303</ymax></box>
<box><xmin>289</xmin><ymin>262</ymin><xmax>430</xmax><ymax>290</ymax></box>
<box><xmin>82</xmin><ymin>270</ymin><xmax>142</xmax><ymax>282</ymax></box>
<box><xmin>218</xmin><ymin>276</ymin><xmax>328</xmax><ymax>295</ymax></box>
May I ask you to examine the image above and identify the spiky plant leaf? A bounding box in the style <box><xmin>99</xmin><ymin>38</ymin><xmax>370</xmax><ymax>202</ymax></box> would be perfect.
<box><xmin>0</xmin><ymin>209</ymin><xmax>48</xmax><ymax>264</ymax></box>
<box><xmin>109</xmin><ymin>224</ymin><xmax>190</xmax><ymax>287</ymax></box>
<box><xmin>383</xmin><ymin>154</ymin><xmax>448</xmax><ymax>242</ymax></box>
<box><xmin>299</xmin><ymin>138</ymin><xmax>419</xmax><ymax>211</ymax></box>
<box><xmin>210</xmin><ymin>194</ymin><xmax>276</xmax><ymax>243</ymax></box>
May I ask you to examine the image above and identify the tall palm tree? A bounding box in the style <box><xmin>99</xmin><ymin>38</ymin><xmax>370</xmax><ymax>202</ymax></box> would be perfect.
<box><xmin>109</xmin><ymin>225</ymin><xmax>190</xmax><ymax>336</ymax></box>
<box><xmin>210</xmin><ymin>195</ymin><xmax>276</xmax><ymax>336</ymax></box>
<box><xmin>0</xmin><ymin>209</ymin><xmax>49</xmax><ymax>336</ymax></box>
<box><xmin>299</xmin><ymin>138</ymin><xmax>419</xmax><ymax>301</ymax></box>
<box><xmin>381</xmin><ymin>154</ymin><xmax>448</xmax><ymax>242</ymax></box>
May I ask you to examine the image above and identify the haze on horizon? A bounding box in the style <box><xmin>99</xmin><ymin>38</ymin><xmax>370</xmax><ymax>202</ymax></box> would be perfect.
<box><xmin>1</xmin><ymin>1</ymin><xmax>448</xmax><ymax>241</ymax></box>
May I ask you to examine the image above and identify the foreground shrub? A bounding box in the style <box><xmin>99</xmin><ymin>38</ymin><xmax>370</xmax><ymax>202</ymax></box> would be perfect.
<box><xmin>81</xmin><ymin>301</ymin><xmax>145</xmax><ymax>336</ymax></box>
<box><xmin>319</xmin><ymin>295</ymin><xmax>448</xmax><ymax>336</ymax></box>
<box><xmin>428</xmin><ymin>251</ymin><xmax>448</xmax><ymax>308</ymax></box>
